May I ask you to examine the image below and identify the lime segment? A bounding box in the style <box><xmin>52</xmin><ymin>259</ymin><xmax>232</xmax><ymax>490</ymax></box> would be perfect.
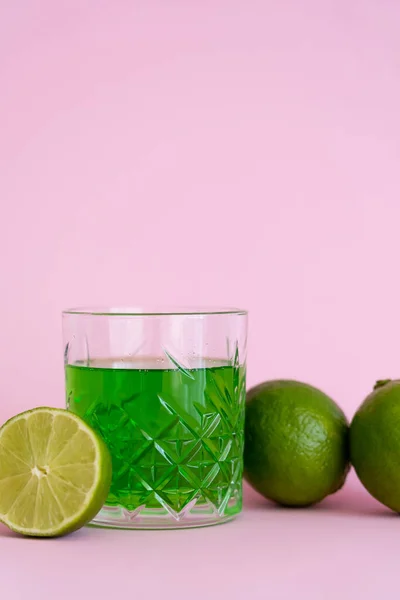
<box><xmin>0</xmin><ymin>407</ymin><xmax>112</xmax><ymax>537</ymax></box>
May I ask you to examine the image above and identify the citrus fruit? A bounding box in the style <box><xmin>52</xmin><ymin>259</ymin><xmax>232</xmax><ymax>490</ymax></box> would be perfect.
<box><xmin>244</xmin><ymin>380</ymin><xmax>349</xmax><ymax>506</ymax></box>
<box><xmin>0</xmin><ymin>407</ymin><xmax>112</xmax><ymax>537</ymax></box>
<box><xmin>350</xmin><ymin>379</ymin><xmax>400</xmax><ymax>512</ymax></box>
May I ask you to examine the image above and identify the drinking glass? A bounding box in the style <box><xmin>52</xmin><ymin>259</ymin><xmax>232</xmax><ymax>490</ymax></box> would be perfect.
<box><xmin>62</xmin><ymin>307</ymin><xmax>247</xmax><ymax>529</ymax></box>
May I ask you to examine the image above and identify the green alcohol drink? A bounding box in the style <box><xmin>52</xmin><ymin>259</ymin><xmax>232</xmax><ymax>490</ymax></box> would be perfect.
<box><xmin>66</xmin><ymin>358</ymin><xmax>245</xmax><ymax>525</ymax></box>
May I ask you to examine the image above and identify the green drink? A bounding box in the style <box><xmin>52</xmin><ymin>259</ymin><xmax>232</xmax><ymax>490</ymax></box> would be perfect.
<box><xmin>66</xmin><ymin>358</ymin><xmax>245</xmax><ymax>524</ymax></box>
<box><xmin>63</xmin><ymin>306</ymin><xmax>247</xmax><ymax>528</ymax></box>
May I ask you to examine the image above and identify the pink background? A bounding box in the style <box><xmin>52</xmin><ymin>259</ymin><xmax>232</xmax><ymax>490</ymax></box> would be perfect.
<box><xmin>1</xmin><ymin>1</ymin><xmax>400</xmax><ymax>599</ymax></box>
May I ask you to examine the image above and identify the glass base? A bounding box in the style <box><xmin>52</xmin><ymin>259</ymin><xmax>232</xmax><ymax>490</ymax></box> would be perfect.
<box><xmin>91</xmin><ymin>502</ymin><xmax>240</xmax><ymax>529</ymax></box>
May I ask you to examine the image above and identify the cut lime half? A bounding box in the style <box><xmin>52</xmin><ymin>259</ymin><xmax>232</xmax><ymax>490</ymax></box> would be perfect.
<box><xmin>0</xmin><ymin>407</ymin><xmax>112</xmax><ymax>537</ymax></box>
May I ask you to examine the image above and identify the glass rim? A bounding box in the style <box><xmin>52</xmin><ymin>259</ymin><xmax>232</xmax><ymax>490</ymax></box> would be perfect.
<box><xmin>62</xmin><ymin>306</ymin><xmax>248</xmax><ymax>317</ymax></box>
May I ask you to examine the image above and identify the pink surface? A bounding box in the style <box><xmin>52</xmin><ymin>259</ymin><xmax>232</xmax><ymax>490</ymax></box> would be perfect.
<box><xmin>1</xmin><ymin>1</ymin><xmax>400</xmax><ymax>598</ymax></box>
<box><xmin>0</xmin><ymin>476</ymin><xmax>397</xmax><ymax>600</ymax></box>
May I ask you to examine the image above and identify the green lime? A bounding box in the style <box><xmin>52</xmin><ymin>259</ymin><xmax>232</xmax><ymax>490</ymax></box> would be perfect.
<box><xmin>0</xmin><ymin>407</ymin><xmax>112</xmax><ymax>537</ymax></box>
<box><xmin>350</xmin><ymin>379</ymin><xmax>400</xmax><ymax>512</ymax></box>
<box><xmin>244</xmin><ymin>380</ymin><xmax>349</xmax><ymax>506</ymax></box>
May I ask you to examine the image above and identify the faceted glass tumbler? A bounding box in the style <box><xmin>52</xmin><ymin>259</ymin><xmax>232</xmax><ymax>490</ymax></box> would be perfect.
<box><xmin>62</xmin><ymin>307</ymin><xmax>248</xmax><ymax>529</ymax></box>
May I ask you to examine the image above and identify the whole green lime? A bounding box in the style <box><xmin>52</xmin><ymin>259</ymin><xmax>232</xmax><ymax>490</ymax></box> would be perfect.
<box><xmin>244</xmin><ymin>380</ymin><xmax>350</xmax><ymax>506</ymax></box>
<box><xmin>350</xmin><ymin>379</ymin><xmax>400</xmax><ymax>512</ymax></box>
